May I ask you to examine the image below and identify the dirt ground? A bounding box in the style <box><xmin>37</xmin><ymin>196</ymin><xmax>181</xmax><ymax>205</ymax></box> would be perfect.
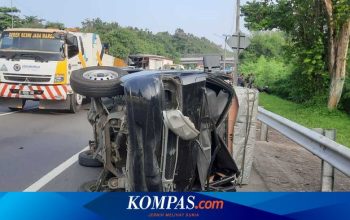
<box><xmin>239</xmin><ymin>122</ymin><xmax>350</xmax><ymax>192</ymax></box>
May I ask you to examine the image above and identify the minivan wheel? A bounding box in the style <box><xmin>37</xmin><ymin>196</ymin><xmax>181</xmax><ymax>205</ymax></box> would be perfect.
<box><xmin>78</xmin><ymin>150</ymin><xmax>103</xmax><ymax>167</ymax></box>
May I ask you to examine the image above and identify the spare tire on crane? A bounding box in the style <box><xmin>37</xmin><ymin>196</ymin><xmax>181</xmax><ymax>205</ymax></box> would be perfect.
<box><xmin>70</xmin><ymin>66</ymin><xmax>128</xmax><ymax>98</ymax></box>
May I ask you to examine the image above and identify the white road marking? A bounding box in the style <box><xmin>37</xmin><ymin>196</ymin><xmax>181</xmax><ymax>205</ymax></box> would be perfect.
<box><xmin>23</xmin><ymin>146</ymin><xmax>89</xmax><ymax>192</ymax></box>
<box><xmin>0</xmin><ymin>110</ymin><xmax>22</xmax><ymax>116</ymax></box>
<box><xmin>0</xmin><ymin>106</ymin><xmax>38</xmax><ymax>117</ymax></box>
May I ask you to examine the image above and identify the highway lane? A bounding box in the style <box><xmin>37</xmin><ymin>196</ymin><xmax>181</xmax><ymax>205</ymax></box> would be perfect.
<box><xmin>0</xmin><ymin>101</ymin><xmax>95</xmax><ymax>191</ymax></box>
<box><xmin>0</xmin><ymin>100</ymin><xmax>38</xmax><ymax>115</ymax></box>
<box><xmin>39</xmin><ymin>162</ymin><xmax>102</xmax><ymax>192</ymax></box>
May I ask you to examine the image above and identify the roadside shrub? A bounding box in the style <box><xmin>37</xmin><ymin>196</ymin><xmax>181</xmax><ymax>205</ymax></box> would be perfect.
<box><xmin>239</xmin><ymin>56</ymin><xmax>292</xmax><ymax>88</ymax></box>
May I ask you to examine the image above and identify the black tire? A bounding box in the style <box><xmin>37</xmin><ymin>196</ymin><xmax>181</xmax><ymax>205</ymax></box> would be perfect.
<box><xmin>68</xmin><ymin>93</ymin><xmax>82</xmax><ymax>113</ymax></box>
<box><xmin>8</xmin><ymin>107</ymin><xmax>21</xmax><ymax>111</ymax></box>
<box><xmin>78</xmin><ymin>180</ymin><xmax>97</xmax><ymax>192</ymax></box>
<box><xmin>78</xmin><ymin>150</ymin><xmax>103</xmax><ymax>167</ymax></box>
<box><xmin>8</xmin><ymin>99</ymin><xmax>26</xmax><ymax>111</ymax></box>
<box><xmin>70</xmin><ymin>66</ymin><xmax>127</xmax><ymax>98</ymax></box>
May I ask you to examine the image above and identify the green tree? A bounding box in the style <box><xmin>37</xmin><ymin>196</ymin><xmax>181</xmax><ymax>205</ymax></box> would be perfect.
<box><xmin>21</xmin><ymin>16</ymin><xmax>44</xmax><ymax>28</ymax></box>
<box><xmin>80</xmin><ymin>18</ymin><xmax>226</xmax><ymax>60</ymax></box>
<box><xmin>242</xmin><ymin>0</ymin><xmax>350</xmax><ymax>110</ymax></box>
<box><xmin>45</xmin><ymin>22</ymin><xmax>65</xmax><ymax>29</ymax></box>
<box><xmin>240</xmin><ymin>31</ymin><xmax>287</xmax><ymax>61</ymax></box>
<box><xmin>323</xmin><ymin>0</ymin><xmax>350</xmax><ymax>109</ymax></box>
<box><xmin>239</xmin><ymin>32</ymin><xmax>294</xmax><ymax>96</ymax></box>
<box><xmin>0</xmin><ymin>7</ymin><xmax>21</xmax><ymax>31</ymax></box>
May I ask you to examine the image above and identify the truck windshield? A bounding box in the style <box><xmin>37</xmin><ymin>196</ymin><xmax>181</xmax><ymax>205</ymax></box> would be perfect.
<box><xmin>0</xmin><ymin>31</ymin><xmax>65</xmax><ymax>61</ymax></box>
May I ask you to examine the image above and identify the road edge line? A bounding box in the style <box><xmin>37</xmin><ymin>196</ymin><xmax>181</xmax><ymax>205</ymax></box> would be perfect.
<box><xmin>0</xmin><ymin>110</ymin><xmax>21</xmax><ymax>116</ymax></box>
<box><xmin>23</xmin><ymin>146</ymin><xmax>89</xmax><ymax>192</ymax></box>
<box><xmin>0</xmin><ymin>107</ymin><xmax>38</xmax><ymax>117</ymax></box>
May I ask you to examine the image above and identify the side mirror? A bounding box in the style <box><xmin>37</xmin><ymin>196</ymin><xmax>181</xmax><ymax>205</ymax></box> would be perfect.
<box><xmin>66</xmin><ymin>33</ymin><xmax>76</xmax><ymax>45</ymax></box>
<box><xmin>68</xmin><ymin>45</ymin><xmax>79</xmax><ymax>58</ymax></box>
<box><xmin>102</xmin><ymin>43</ymin><xmax>110</xmax><ymax>55</ymax></box>
<box><xmin>103</xmin><ymin>43</ymin><xmax>110</xmax><ymax>50</ymax></box>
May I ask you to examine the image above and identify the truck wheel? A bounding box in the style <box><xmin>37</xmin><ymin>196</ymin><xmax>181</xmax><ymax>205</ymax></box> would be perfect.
<box><xmin>8</xmin><ymin>99</ymin><xmax>26</xmax><ymax>111</ymax></box>
<box><xmin>8</xmin><ymin>107</ymin><xmax>21</xmax><ymax>111</ymax></box>
<box><xmin>70</xmin><ymin>66</ymin><xmax>128</xmax><ymax>98</ymax></box>
<box><xmin>78</xmin><ymin>150</ymin><xmax>103</xmax><ymax>167</ymax></box>
<box><xmin>68</xmin><ymin>93</ymin><xmax>82</xmax><ymax>113</ymax></box>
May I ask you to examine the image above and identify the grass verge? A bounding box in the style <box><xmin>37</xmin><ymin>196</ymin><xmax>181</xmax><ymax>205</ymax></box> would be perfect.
<box><xmin>259</xmin><ymin>93</ymin><xmax>350</xmax><ymax>147</ymax></box>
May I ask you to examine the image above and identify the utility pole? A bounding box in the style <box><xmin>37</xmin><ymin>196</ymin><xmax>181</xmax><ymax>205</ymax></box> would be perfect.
<box><xmin>235</xmin><ymin>0</ymin><xmax>240</xmax><ymax>35</ymax></box>
<box><xmin>233</xmin><ymin>0</ymin><xmax>241</xmax><ymax>85</ymax></box>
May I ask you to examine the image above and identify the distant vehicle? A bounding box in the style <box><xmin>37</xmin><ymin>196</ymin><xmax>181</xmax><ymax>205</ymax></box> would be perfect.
<box><xmin>163</xmin><ymin>64</ymin><xmax>185</xmax><ymax>70</ymax></box>
<box><xmin>128</xmin><ymin>54</ymin><xmax>173</xmax><ymax>70</ymax></box>
<box><xmin>0</xmin><ymin>28</ymin><xmax>126</xmax><ymax>112</ymax></box>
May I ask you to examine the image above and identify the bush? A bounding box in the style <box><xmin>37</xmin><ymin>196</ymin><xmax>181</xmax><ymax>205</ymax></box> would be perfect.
<box><xmin>239</xmin><ymin>31</ymin><xmax>349</xmax><ymax>114</ymax></box>
<box><xmin>239</xmin><ymin>55</ymin><xmax>293</xmax><ymax>89</ymax></box>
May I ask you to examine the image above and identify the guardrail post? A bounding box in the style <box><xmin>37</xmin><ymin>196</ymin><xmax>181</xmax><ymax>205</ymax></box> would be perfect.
<box><xmin>260</xmin><ymin>122</ymin><xmax>268</xmax><ymax>141</ymax></box>
<box><xmin>258</xmin><ymin>107</ymin><xmax>350</xmax><ymax>178</ymax></box>
<box><xmin>259</xmin><ymin>106</ymin><xmax>269</xmax><ymax>141</ymax></box>
<box><xmin>259</xmin><ymin>107</ymin><xmax>268</xmax><ymax>141</ymax></box>
<box><xmin>313</xmin><ymin>128</ymin><xmax>335</xmax><ymax>192</ymax></box>
<box><xmin>321</xmin><ymin>129</ymin><xmax>335</xmax><ymax>192</ymax></box>
<box><xmin>321</xmin><ymin>160</ymin><xmax>335</xmax><ymax>192</ymax></box>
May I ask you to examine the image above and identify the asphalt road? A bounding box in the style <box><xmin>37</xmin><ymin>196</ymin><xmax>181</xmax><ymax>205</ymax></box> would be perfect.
<box><xmin>0</xmin><ymin>101</ymin><xmax>101</xmax><ymax>191</ymax></box>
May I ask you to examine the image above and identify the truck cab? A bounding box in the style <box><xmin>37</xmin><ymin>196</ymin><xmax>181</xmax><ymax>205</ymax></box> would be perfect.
<box><xmin>0</xmin><ymin>28</ymin><xmax>122</xmax><ymax>112</ymax></box>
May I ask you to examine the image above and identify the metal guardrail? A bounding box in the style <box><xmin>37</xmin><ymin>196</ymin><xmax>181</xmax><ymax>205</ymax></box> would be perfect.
<box><xmin>257</xmin><ymin>107</ymin><xmax>350</xmax><ymax>191</ymax></box>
